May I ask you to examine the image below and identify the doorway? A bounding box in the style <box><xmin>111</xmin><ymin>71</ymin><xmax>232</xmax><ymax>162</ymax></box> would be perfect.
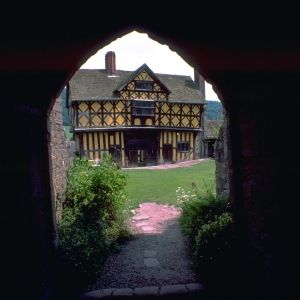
<box><xmin>129</xmin><ymin>149</ymin><xmax>147</xmax><ymax>167</ymax></box>
<box><xmin>163</xmin><ymin>144</ymin><xmax>172</xmax><ymax>163</ymax></box>
<box><xmin>125</xmin><ymin>130</ymin><xmax>157</xmax><ymax>167</ymax></box>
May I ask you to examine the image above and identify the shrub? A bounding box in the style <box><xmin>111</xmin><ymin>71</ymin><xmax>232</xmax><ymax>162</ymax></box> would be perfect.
<box><xmin>177</xmin><ymin>183</ymin><xmax>232</xmax><ymax>268</ymax></box>
<box><xmin>177</xmin><ymin>186</ymin><xmax>229</xmax><ymax>242</ymax></box>
<box><xmin>192</xmin><ymin>212</ymin><xmax>232</xmax><ymax>268</ymax></box>
<box><xmin>58</xmin><ymin>215</ymin><xmax>109</xmax><ymax>278</ymax></box>
<box><xmin>58</xmin><ymin>156</ymin><xmax>130</xmax><ymax>279</ymax></box>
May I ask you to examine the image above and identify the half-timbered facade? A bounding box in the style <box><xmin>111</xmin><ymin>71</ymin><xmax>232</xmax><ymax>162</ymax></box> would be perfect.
<box><xmin>68</xmin><ymin>51</ymin><xmax>206</xmax><ymax>167</ymax></box>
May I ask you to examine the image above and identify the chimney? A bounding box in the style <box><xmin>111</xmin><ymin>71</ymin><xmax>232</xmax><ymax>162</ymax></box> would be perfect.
<box><xmin>105</xmin><ymin>51</ymin><xmax>116</xmax><ymax>75</ymax></box>
<box><xmin>194</xmin><ymin>69</ymin><xmax>205</xmax><ymax>99</ymax></box>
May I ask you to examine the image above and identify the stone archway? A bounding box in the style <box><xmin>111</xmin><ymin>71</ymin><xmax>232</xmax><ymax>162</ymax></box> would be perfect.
<box><xmin>54</xmin><ymin>34</ymin><xmax>300</xmax><ymax>299</ymax></box>
<box><xmin>2</xmin><ymin>2</ymin><xmax>300</xmax><ymax>299</ymax></box>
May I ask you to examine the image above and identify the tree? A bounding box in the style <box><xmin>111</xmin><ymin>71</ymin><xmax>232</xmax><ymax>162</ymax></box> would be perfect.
<box><xmin>206</xmin><ymin>100</ymin><xmax>223</xmax><ymax>120</ymax></box>
<box><xmin>60</xmin><ymin>88</ymin><xmax>70</xmax><ymax>126</ymax></box>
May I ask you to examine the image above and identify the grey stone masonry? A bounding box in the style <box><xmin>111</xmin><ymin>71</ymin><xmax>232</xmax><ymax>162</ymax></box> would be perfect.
<box><xmin>194</xmin><ymin>131</ymin><xmax>202</xmax><ymax>159</ymax></box>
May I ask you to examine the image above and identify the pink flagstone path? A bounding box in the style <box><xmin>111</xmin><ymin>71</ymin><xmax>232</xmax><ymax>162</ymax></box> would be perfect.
<box><xmin>123</xmin><ymin>158</ymin><xmax>212</xmax><ymax>170</ymax></box>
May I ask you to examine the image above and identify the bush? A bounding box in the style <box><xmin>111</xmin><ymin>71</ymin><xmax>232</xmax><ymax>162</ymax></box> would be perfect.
<box><xmin>177</xmin><ymin>186</ymin><xmax>229</xmax><ymax>241</ymax></box>
<box><xmin>58</xmin><ymin>156</ymin><xmax>130</xmax><ymax>279</ymax></box>
<box><xmin>177</xmin><ymin>183</ymin><xmax>232</xmax><ymax>268</ymax></box>
<box><xmin>192</xmin><ymin>212</ymin><xmax>232</xmax><ymax>267</ymax></box>
<box><xmin>58</xmin><ymin>216</ymin><xmax>109</xmax><ymax>278</ymax></box>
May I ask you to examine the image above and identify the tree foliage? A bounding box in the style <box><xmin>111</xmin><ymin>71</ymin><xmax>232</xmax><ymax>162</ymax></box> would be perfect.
<box><xmin>206</xmin><ymin>100</ymin><xmax>223</xmax><ymax>120</ymax></box>
<box><xmin>60</xmin><ymin>88</ymin><xmax>70</xmax><ymax>126</ymax></box>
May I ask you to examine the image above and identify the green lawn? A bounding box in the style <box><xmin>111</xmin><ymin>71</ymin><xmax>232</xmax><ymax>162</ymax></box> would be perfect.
<box><xmin>124</xmin><ymin>160</ymin><xmax>216</xmax><ymax>209</ymax></box>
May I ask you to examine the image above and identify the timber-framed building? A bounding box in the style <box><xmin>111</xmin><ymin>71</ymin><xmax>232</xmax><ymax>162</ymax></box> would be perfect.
<box><xmin>67</xmin><ymin>51</ymin><xmax>206</xmax><ymax>167</ymax></box>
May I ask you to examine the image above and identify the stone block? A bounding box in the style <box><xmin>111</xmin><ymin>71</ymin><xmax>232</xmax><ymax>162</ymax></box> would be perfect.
<box><xmin>79</xmin><ymin>288</ymin><xmax>115</xmax><ymax>299</ymax></box>
<box><xmin>112</xmin><ymin>288</ymin><xmax>134</xmax><ymax>297</ymax></box>
<box><xmin>143</xmin><ymin>258</ymin><xmax>159</xmax><ymax>267</ymax></box>
<box><xmin>134</xmin><ymin>286</ymin><xmax>159</xmax><ymax>297</ymax></box>
<box><xmin>160</xmin><ymin>285</ymin><xmax>188</xmax><ymax>296</ymax></box>
<box><xmin>186</xmin><ymin>283</ymin><xmax>205</xmax><ymax>293</ymax></box>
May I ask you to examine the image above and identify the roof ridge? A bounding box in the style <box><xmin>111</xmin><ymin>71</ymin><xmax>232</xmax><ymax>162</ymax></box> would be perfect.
<box><xmin>70</xmin><ymin>66</ymin><xmax>204</xmax><ymax>102</ymax></box>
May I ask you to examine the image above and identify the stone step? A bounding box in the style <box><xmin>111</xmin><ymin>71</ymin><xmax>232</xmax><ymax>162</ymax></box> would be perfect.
<box><xmin>78</xmin><ymin>283</ymin><xmax>205</xmax><ymax>299</ymax></box>
<box><xmin>132</xmin><ymin>215</ymin><xmax>150</xmax><ymax>221</ymax></box>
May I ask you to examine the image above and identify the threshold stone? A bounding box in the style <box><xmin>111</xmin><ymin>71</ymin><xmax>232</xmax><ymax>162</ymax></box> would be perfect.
<box><xmin>132</xmin><ymin>214</ymin><xmax>150</xmax><ymax>221</ymax></box>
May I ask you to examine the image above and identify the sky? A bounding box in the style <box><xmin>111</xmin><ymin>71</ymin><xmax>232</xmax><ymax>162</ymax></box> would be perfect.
<box><xmin>80</xmin><ymin>31</ymin><xmax>220</xmax><ymax>101</ymax></box>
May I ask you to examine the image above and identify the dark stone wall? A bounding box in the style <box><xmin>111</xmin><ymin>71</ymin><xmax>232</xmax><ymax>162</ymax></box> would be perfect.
<box><xmin>1</xmin><ymin>102</ymin><xmax>56</xmax><ymax>300</ymax></box>
<box><xmin>222</xmin><ymin>74</ymin><xmax>300</xmax><ymax>299</ymax></box>
<box><xmin>0</xmin><ymin>98</ymin><xmax>75</xmax><ymax>299</ymax></box>
<box><xmin>215</xmin><ymin>114</ymin><xmax>229</xmax><ymax>196</ymax></box>
<box><xmin>47</xmin><ymin>97</ymin><xmax>74</xmax><ymax>224</ymax></box>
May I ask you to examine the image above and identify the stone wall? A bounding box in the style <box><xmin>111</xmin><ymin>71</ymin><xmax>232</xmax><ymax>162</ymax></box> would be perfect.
<box><xmin>194</xmin><ymin>131</ymin><xmax>202</xmax><ymax>159</ymax></box>
<box><xmin>47</xmin><ymin>96</ymin><xmax>74</xmax><ymax>223</ymax></box>
<box><xmin>214</xmin><ymin>113</ymin><xmax>229</xmax><ymax>196</ymax></box>
<box><xmin>222</xmin><ymin>77</ymin><xmax>300</xmax><ymax>299</ymax></box>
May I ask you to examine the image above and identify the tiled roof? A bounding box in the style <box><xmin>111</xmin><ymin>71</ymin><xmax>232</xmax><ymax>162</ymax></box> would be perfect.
<box><xmin>69</xmin><ymin>67</ymin><xmax>205</xmax><ymax>103</ymax></box>
<box><xmin>156</xmin><ymin>73</ymin><xmax>204</xmax><ymax>102</ymax></box>
<box><xmin>69</xmin><ymin>69</ymin><xmax>129</xmax><ymax>100</ymax></box>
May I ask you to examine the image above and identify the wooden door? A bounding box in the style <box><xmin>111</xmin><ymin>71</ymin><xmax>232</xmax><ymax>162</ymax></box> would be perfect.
<box><xmin>129</xmin><ymin>150</ymin><xmax>139</xmax><ymax>167</ymax></box>
<box><xmin>163</xmin><ymin>144</ymin><xmax>172</xmax><ymax>163</ymax></box>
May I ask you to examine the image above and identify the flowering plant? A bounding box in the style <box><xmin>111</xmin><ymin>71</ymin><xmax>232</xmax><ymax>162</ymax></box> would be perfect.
<box><xmin>176</xmin><ymin>187</ymin><xmax>192</xmax><ymax>208</ymax></box>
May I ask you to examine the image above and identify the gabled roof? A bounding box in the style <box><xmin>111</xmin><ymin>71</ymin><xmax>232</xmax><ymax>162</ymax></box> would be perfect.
<box><xmin>116</xmin><ymin>63</ymin><xmax>171</xmax><ymax>94</ymax></box>
<box><xmin>69</xmin><ymin>65</ymin><xmax>205</xmax><ymax>103</ymax></box>
<box><xmin>69</xmin><ymin>69</ymin><xmax>129</xmax><ymax>100</ymax></box>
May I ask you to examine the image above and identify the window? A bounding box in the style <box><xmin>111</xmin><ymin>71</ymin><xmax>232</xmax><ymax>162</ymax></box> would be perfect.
<box><xmin>135</xmin><ymin>81</ymin><xmax>153</xmax><ymax>90</ymax></box>
<box><xmin>132</xmin><ymin>100</ymin><xmax>155</xmax><ymax>116</ymax></box>
<box><xmin>177</xmin><ymin>141</ymin><xmax>190</xmax><ymax>152</ymax></box>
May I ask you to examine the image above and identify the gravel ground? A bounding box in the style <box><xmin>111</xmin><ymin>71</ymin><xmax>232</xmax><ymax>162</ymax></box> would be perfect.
<box><xmin>86</xmin><ymin>203</ymin><xmax>198</xmax><ymax>291</ymax></box>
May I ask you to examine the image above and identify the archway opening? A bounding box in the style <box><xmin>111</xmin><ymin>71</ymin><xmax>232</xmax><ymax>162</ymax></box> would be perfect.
<box><xmin>53</xmin><ymin>30</ymin><xmax>229</xmax><ymax>296</ymax></box>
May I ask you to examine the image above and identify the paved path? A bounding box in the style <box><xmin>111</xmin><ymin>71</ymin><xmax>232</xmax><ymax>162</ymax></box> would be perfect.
<box><xmin>123</xmin><ymin>158</ymin><xmax>212</xmax><ymax>170</ymax></box>
<box><xmin>78</xmin><ymin>159</ymin><xmax>212</xmax><ymax>299</ymax></box>
<box><xmin>84</xmin><ymin>203</ymin><xmax>198</xmax><ymax>293</ymax></box>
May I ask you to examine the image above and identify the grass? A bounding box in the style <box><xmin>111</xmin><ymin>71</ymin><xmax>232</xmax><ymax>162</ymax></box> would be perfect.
<box><xmin>124</xmin><ymin>160</ymin><xmax>216</xmax><ymax>209</ymax></box>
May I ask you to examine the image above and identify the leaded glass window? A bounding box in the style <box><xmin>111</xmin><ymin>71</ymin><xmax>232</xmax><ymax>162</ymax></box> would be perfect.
<box><xmin>135</xmin><ymin>81</ymin><xmax>153</xmax><ymax>91</ymax></box>
<box><xmin>132</xmin><ymin>100</ymin><xmax>155</xmax><ymax>116</ymax></box>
